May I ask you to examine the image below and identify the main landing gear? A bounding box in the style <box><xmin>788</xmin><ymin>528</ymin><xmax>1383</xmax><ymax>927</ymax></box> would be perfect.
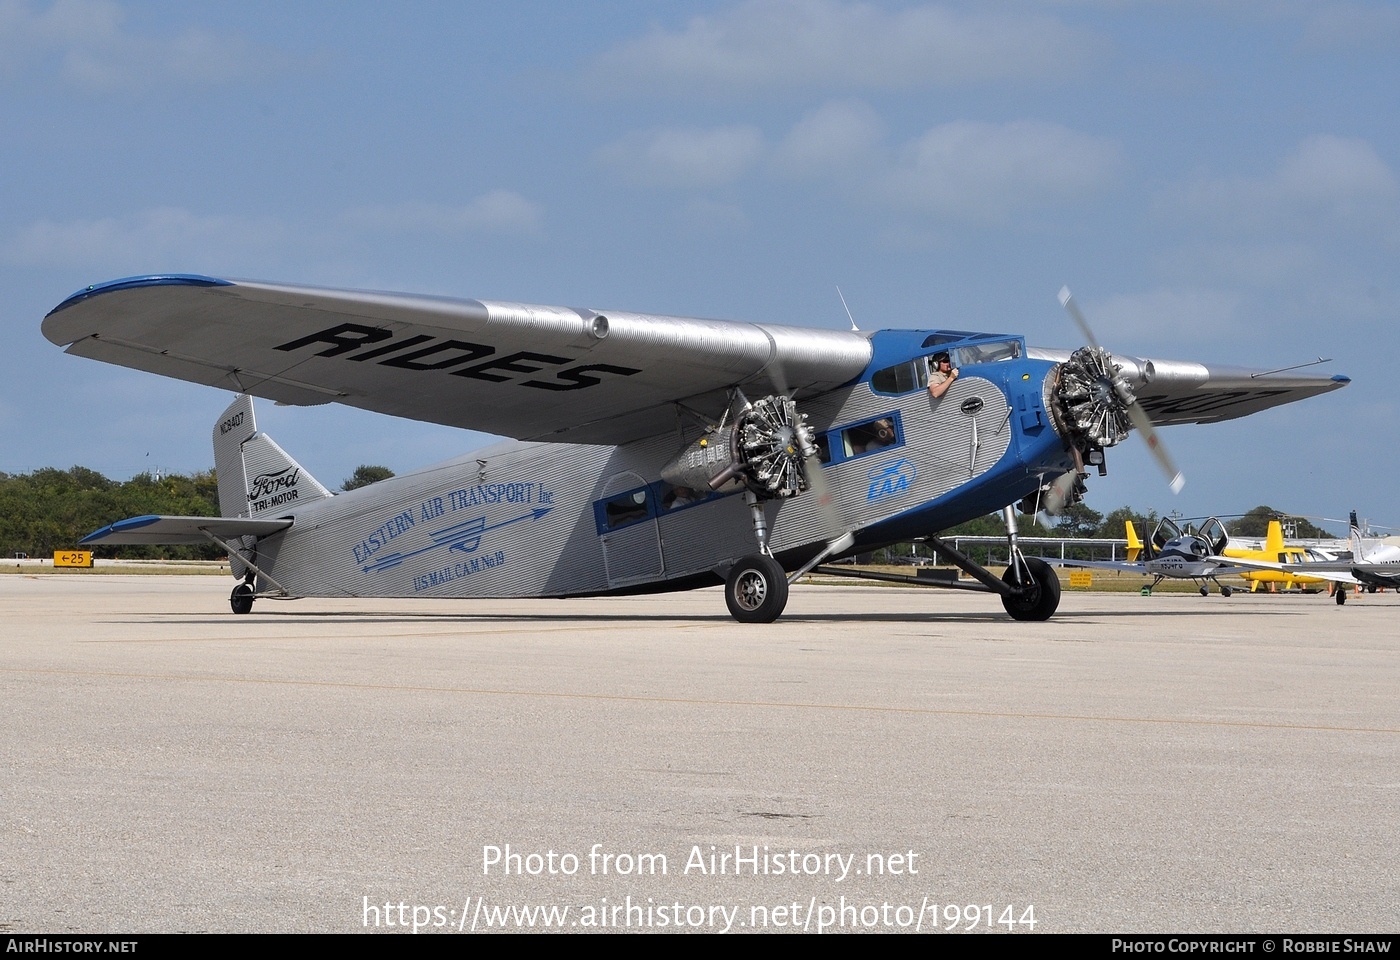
<box><xmin>795</xmin><ymin>506</ymin><xmax>1064</xmax><ymax>623</ymax></box>
<box><xmin>230</xmin><ymin>581</ymin><xmax>254</xmax><ymax>615</ymax></box>
<box><xmin>724</xmin><ymin>554</ymin><xmax>789</xmax><ymax>623</ymax></box>
<box><xmin>1000</xmin><ymin>556</ymin><xmax>1062</xmax><ymax>622</ymax></box>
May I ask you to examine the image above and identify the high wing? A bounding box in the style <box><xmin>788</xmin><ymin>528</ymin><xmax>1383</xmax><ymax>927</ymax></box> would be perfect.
<box><xmin>43</xmin><ymin>275</ymin><xmax>873</xmax><ymax>445</ymax></box>
<box><xmin>1026</xmin><ymin>348</ymin><xmax>1350</xmax><ymax>426</ymax></box>
<box><xmin>44</xmin><ymin>275</ymin><xmax>1349</xmax><ymax>444</ymax></box>
<box><xmin>79</xmin><ymin>514</ymin><xmax>293</xmax><ymax>546</ymax></box>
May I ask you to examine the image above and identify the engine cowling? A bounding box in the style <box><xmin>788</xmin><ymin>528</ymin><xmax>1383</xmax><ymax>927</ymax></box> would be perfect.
<box><xmin>661</xmin><ymin>395</ymin><xmax>816</xmax><ymax>500</ymax></box>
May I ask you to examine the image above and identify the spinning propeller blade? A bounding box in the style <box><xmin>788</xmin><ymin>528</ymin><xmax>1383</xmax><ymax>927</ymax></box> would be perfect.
<box><xmin>1058</xmin><ymin>287</ymin><xmax>1185</xmax><ymax>494</ymax></box>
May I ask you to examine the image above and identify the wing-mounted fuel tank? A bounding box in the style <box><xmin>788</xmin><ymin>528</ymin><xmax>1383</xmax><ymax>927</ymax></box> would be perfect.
<box><xmin>661</xmin><ymin>394</ymin><xmax>817</xmax><ymax>500</ymax></box>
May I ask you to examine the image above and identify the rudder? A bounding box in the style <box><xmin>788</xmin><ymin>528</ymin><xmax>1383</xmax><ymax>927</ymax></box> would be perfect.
<box><xmin>211</xmin><ymin>395</ymin><xmax>332</xmax><ymax>519</ymax></box>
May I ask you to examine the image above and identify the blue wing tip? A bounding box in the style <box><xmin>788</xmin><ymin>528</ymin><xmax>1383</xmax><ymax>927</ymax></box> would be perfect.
<box><xmin>48</xmin><ymin>275</ymin><xmax>233</xmax><ymax>317</ymax></box>
<box><xmin>80</xmin><ymin>514</ymin><xmax>163</xmax><ymax>544</ymax></box>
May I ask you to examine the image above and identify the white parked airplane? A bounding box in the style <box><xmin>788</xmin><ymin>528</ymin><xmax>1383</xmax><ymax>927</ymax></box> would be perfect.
<box><xmin>1221</xmin><ymin>511</ymin><xmax>1400</xmax><ymax>604</ymax></box>
<box><xmin>43</xmin><ymin>274</ymin><xmax>1349</xmax><ymax>623</ymax></box>
<box><xmin>1049</xmin><ymin>517</ymin><xmax>1247</xmax><ymax>596</ymax></box>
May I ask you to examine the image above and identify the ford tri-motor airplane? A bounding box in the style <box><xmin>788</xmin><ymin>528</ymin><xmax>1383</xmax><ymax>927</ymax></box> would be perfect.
<box><xmin>43</xmin><ymin>275</ymin><xmax>1348</xmax><ymax>623</ymax></box>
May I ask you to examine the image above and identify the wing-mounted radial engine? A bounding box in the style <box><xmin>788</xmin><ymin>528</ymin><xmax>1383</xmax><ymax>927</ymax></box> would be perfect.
<box><xmin>661</xmin><ymin>393</ymin><xmax>830</xmax><ymax>625</ymax></box>
<box><xmin>660</xmin><ymin>394</ymin><xmax>817</xmax><ymax>501</ymax></box>
<box><xmin>1048</xmin><ymin>345</ymin><xmax>1140</xmax><ymax>454</ymax></box>
<box><xmin>1037</xmin><ymin>288</ymin><xmax>1186</xmax><ymax>517</ymax></box>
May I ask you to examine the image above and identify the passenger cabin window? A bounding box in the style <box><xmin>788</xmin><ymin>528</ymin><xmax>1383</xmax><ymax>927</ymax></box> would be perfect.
<box><xmin>815</xmin><ymin>412</ymin><xmax>904</xmax><ymax>466</ymax></box>
<box><xmin>840</xmin><ymin>416</ymin><xmax>899</xmax><ymax>458</ymax></box>
<box><xmin>599</xmin><ymin>488</ymin><xmax>650</xmax><ymax>530</ymax></box>
<box><xmin>659</xmin><ymin>482</ymin><xmax>715</xmax><ymax>512</ymax></box>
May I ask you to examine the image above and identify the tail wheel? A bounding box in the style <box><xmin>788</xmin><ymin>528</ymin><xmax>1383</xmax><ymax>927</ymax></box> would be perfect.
<box><xmin>725</xmin><ymin>554</ymin><xmax>789</xmax><ymax>623</ymax></box>
<box><xmin>1001</xmin><ymin>557</ymin><xmax>1061</xmax><ymax>622</ymax></box>
<box><xmin>230</xmin><ymin>582</ymin><xmax>254</xmax><ymax>615</ymax></box>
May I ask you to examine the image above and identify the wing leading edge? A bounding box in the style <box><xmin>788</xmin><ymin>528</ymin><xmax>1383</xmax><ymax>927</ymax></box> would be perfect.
<box><xmin>44</xmin><ymin>275</ymin><xmax>874</xmax><ymax>445</ymax></box>
<box><xmin>45</xmin><ymin>276</ymin><xmax>1347</xmax><ymax>442</ymax></box>
<box><xmin>80</xmin><ymin>514</ymin><xmax>293</xmax><ymax>546</ymax></box>
<box><xmin>1027</xmin><ymin>348</ymin><xmax>1349</xmax><ymax>426</ymax></box>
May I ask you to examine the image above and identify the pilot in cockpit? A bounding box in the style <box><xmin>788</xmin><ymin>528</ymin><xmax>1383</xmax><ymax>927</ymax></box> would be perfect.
<box><xmin>927</xmin><ymin>352</ymin><xmax>959</xmax><ymax>399</ymax></box>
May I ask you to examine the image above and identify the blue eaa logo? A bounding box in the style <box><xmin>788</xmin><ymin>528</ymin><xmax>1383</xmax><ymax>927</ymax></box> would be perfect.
<box><xmin>866</xmin><ymin>458</ymin><xmax>916</xmax><ymax>502</ymax></box>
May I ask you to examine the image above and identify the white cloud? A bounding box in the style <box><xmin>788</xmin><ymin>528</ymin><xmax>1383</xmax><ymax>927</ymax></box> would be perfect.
<box><xmin>587</xmin><ymin>0</ymin><xmax>1097</xmax><ymax>95</ymax></box>
<box><xmin>342</xmin><ymin>191</ymin><xmax>544</xmax><ymax>235</ymax></box>
<box><xmin>1157</xmin><ymin>241</ymin><xmax>1320</xmax><ymax>289</ymax></box>
<box><xmin>1094</xmin><ymin>287</ymin><xmax>1245</xmax><ymax>343</ymax></box>
<box><xmin>600</xmin><ymin>109</ymin><xmax>1122</xmax><ymax>225</ymax></box>
<box><xmin>3</xmin><ymin>207</ymin><xmax>288</xmax><ymax>269</ymax></box>
<box><xmin>876</xmin><ymin>120</ymin><xmax>1123</xmax><ymax>222</ymax></box>
<box><xmin>1168</xmin><ymin>135</ymin><xmax>1399</xmax><ymax>237</ymax></box>
<box><xmin>772</xmin><ymin>99</ymin><xmax>885</xmax><ymax>179</ymax></box>
<box><xmin>0</xmin><ymin>0</ymin><xmax>281</xmax><ymax>92</ymax></box>
<box><xmin>595</xmin><ymin>125</ymin><xmax>765</xmax><ymax>188</ymax></box>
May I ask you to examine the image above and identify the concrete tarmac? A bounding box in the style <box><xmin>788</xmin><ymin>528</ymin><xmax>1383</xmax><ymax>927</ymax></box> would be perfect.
<box><xmin>2</xmin><ymin>574</ymin><xmax>1396</xmax><ymax>933</ymax></box>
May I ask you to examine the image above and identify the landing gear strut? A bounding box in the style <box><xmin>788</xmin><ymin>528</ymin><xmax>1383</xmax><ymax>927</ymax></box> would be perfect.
<box><xmin>812</xmin><ymin>505</ymin><xmax>1063</xmax><ymax>621</ymax></box>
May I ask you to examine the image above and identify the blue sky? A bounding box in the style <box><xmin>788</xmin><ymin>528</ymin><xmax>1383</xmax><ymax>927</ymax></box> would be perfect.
<box><xmin>4</xmin><ymin>1</ymin><xmax>1397</xmax><ymax>532</ymax></box>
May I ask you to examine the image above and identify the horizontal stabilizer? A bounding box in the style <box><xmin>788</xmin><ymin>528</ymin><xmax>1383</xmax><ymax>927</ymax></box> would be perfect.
<box><xmin>80</xmin><ymin>514</ymin><xmax>293</xmax><ymax>546</ymax></box>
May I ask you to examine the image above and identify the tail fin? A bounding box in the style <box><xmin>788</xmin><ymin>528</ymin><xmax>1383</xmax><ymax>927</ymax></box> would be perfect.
<box><xmin>1349</xmin><ymin>509</ymin><xmax>1366</xmax><ymax>562</ymax></box>
<box><xmin>1264</xmin><ymin>520</ymin><xmax>1285</xmax><ymax>559</ymax></box>
<box><xmin>212</xmin><ymin>395</ymin><xmax>332</xmax><ymax>519</ymax></box>
<box><xmin>1125</xmin><ymin>520</ymin><xmax>1142</xmax><ymax>562</ymax></box>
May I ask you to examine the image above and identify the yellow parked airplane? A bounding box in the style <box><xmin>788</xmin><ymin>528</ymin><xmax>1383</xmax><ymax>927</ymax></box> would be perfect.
<box><xmin>1222</xmin><ymin>520</ymin><xmax>1328</xmax><ymax>593</ymax></box>
<box><xmin>1117</xmin><ymin>518</ymin><xmax>1327</xmax><ymax>593</ymax></box>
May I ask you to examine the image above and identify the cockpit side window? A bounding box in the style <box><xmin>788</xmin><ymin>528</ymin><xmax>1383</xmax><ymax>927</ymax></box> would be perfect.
<box><xmin>952</xmin><ymin>340</ymin><xmax>1021</xmax><ymax>367</ymax></box>
<box><xmin>871</xmin><ymin>357</ymin><xmax>929</xmax><ymax>395</ymax></box>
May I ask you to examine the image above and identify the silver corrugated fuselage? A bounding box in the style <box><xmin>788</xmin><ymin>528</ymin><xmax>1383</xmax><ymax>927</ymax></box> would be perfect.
<box><xmin>252</xmin><ymin>372</ymin><xmax>1025</xmax><ymax>600</ymax></box>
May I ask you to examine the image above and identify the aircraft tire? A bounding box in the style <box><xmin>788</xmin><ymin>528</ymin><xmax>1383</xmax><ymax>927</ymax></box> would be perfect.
<box><xmin>1000</xmin><ymin>557</ymin><xmax>1060</xmax><ymax>622</ymax></box>
<box><xmin>1221</xmin><ymin>585</ymin><xmax>1232</xmax><ymax>597</ymax></box>
<box><xmin>725</xmin><ymin>554</ymin><xmax>788</xmax><ymax>623</ymax></box>
<box><xmin>1336</xmin><ymin>588</ymin><xmax>1346</xmax><ymax>606</ymax></box>
<box><xmin>230</xmin><ymin>582</ymin><xmax>254</xmax><ymax>615</ymax></box>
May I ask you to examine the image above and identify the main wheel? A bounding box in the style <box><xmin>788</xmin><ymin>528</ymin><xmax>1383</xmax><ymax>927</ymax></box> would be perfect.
<box><xmin>725</xmin><ymin>554</ymin><xmax>789</xmax><ymax>623</ymax></box>
<box><xmin>1000</xmin><ymin>557</ymin><xmax>1061</xmax><ymax>622</ymax></box>
<box><xmin>230</xmin><ymin>582</ymin><xmax>254</xmax><ymax>615</ymax></box>
<box><xmin>1221</xmin><ymin>585</ymin><xmax>1232</xmax><ymax>597</ymax></box>
<box><xmin>1336</xmin><ymin>587</ymin><xmax>1347</xmax><ymax>606</ymax></box>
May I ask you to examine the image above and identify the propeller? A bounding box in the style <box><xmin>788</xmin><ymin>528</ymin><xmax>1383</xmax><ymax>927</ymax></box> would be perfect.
<box><xmin>763</xmin><ymin>363</ymin><xmax>856</xmax><ymax>574</ymax></box>
<box><xmin>1058</xmin><ymin>286</ymin><xmax>1185</xmax><ymax>495</ymax></box>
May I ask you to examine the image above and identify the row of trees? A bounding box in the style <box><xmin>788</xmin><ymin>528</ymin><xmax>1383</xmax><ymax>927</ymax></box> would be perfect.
<box><xmin>0</xmin><ymin>467</ymin><xmax>222</xmax><ymax>560</ymax></box>
<box><xmin>0</xmin><ymin>464</ymin><xmax>399</xmax><ymax>560</ymax></box>
<box><xmin>0</xmin><ymin>464</ymin><xmax>1330</xmax><ymax>562</ymax></box>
